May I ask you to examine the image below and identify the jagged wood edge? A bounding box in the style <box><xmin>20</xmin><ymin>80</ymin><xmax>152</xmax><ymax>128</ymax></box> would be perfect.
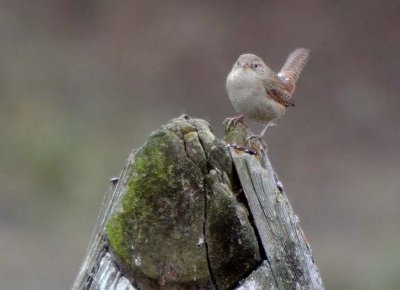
<box><xmin>72</xmin><ymin>117</ymin><xmax>325</xmax><ymax>290</ymax></box>
<box><xmin>72</xmin><ymin>151</ymin><xmax>137</xmax><ymax>290</ymax></box>
<box><xmin>229</xmin><ymin>139</ymin><xmax>324</xmax><ymax>290</ymax></box>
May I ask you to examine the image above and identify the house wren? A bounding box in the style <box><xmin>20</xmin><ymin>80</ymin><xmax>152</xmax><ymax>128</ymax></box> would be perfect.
<box><xmin>226</xmin><ymin>48</ymin><xmax>310</xmax><ymax>138</ymax></box>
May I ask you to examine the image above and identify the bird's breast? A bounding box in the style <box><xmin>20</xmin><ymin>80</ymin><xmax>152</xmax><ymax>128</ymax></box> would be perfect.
<box><xmin>226</xmin><ymin>70</ymin><xmax>287</xmax><ymax>123</ymax></box>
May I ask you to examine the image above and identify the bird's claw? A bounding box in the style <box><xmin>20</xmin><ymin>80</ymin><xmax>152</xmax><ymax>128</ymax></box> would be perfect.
<box><xmin>245</xmin><ymin>134</ymin><xmax>263</xmax><ymax>143</ymax></box>
<box><xmin>246</xmin><ymin>134</ymin><xmax>268</xmax><ymax>151</ymax></box>
<box><xmin>225</xmin><ymin>115</ymin><xmax>244</xmax><ymax>128</ymax></box>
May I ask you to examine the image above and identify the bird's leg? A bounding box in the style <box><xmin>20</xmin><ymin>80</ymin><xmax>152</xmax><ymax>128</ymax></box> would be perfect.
<box><xmin>259</xmin><ymin>122</ymin><xmax>275</xmax><ymax>137</ymax></box>
<box><xmin>245</xmin><ymin>122</ymin><xmax>275</xmax><ymax>142</ymax></box>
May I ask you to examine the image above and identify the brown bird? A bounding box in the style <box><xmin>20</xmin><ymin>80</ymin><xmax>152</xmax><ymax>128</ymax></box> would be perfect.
<box><xmin>226</xmin><ymin>48</ymin><xmax>310</xmax><ymax>139</ymax></box>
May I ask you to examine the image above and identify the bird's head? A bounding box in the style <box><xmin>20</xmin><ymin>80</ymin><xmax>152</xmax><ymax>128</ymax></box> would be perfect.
<box><xmin>234</xmin><ymin>53</ymin><xmax>270</xmax><ymax>75</ymax></box>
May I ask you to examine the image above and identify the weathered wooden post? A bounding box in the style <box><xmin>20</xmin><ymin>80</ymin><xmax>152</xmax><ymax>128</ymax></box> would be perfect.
<box><xmin>72</xmin><ymin>115</ymin><xmax>324</xmax><ymax>290</ymax></box>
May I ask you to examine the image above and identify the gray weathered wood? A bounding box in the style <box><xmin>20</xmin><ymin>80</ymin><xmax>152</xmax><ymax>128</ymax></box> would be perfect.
<box><xmin>72</xmin><ymin>115</ymin><xmax>324</xmax><ymax>290</ymax></box>
<box><xmin>72</xmin><ymin>152</ymin><xmax>138</xmax><ymax>290</ymax></box>
<box><xmin>235</xmin><ymin>261</ymin><xmax>278</xmax><ymax>290</ymax></box>
<box><xmin>225</xmin><ymin>121</ymin><xmax>324</xmax><ymax>290</ymax></box>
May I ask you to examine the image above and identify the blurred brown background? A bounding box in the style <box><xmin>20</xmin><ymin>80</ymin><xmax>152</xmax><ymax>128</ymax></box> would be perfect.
<box><xmin>1</xmin><ymin>1</ymin><xmax>399</xmax><ymax>289</ymax></box>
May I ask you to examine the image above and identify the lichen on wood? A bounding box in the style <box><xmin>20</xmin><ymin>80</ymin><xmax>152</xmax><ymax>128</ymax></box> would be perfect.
<box><xmin>73</xmin><ymin>115</ymin><xmax>324</xmax><ymax>290</ymax></box>
<box><xmin>225</xmin><ymin>121</ymin><xmax>325</xmax><ymax>290</ymax></box>
<box><xmin>104</xmin><ymin>115</ymin><xmax>261</xmax><ymax>289</ymax></box>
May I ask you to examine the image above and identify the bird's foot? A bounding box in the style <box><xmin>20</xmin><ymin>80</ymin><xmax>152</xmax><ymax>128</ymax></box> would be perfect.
<box><xmin>225</xmin><ymin>115</ymin><xmax>245</xmax><ymax>128</ymax></box>
<box><xmin>245</xmin><ymin>134</ymin><xmax>268</xmax><ymax>151</ymax></box>
<box><xmin>245</xmin><ymin>134</ymin><xmax>263</xmax><ymax>142</ymax></box>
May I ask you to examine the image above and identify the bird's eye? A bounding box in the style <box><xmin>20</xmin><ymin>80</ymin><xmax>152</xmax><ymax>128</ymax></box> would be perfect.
<box><xmin>253</xmin><ymin>63</ymin><xmax>259</xmax><ymax>69</ymax></box>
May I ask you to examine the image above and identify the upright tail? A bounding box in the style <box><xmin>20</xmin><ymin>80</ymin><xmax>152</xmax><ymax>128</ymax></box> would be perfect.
<box><xmin>277</xmin><ymin>48</ymin><xmax>310</xmax><ymax>85</ymax></box>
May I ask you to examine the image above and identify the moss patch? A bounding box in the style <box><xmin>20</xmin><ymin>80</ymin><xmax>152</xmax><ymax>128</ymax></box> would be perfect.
<box><xmin>106</xmin><ymin>125</ymin><xmax>209</xmax><ymax>284</ymax></box>
<box><xmin>105</xmin><ymin>116</ymin><xmax>261</xmax><ymax>289</ymax></box>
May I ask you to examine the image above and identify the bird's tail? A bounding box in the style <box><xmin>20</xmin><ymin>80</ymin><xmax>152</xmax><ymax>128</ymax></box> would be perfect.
<box><xmin>278</xmin><ymin>48</ymin><xmax>310</xmax><ymax>84</ymax></box>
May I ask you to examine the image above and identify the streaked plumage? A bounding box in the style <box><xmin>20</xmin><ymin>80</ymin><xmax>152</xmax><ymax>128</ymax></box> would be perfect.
<box><xmin>226</xmin><ymin>48</ymin><xmax>310</xmax><ymax>138</ymax></box>
<box><xmin>277</xmin><ymin>48</ymin><xmax>310</xmax><ymax>94</ymax></box>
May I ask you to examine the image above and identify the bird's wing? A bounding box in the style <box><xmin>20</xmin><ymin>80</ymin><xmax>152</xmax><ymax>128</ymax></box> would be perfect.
<box><xmin>278</xmin><ymin>48</ymin><xmax>310</xmax><ymax>84</ymax></box>
<box><xmin>263</xmin><ymin>76</ymin><xmax>294</xmax><ymax>107</ymax></box>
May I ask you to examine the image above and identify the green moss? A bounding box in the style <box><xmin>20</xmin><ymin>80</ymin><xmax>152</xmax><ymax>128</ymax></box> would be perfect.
<box><xmin>223</xmin><ymin>119</ymin><xmax>248</xmax><ymax>146</ymax></box>
<box><xmin>105</xmin><ymin>126</ymin><xmax>209</xmax><ymax>281</ymax></box>
<box><xmin>106</xmin><ymin>215</ymin><xmax>130</xmax><ymax>265</ymax></box>
<box><xmin>104</xmin><ymin>116</ymin><xmax>258</xmax><ymax>287</ymax></box>
<box><xmin>122</xmin><ymin>133</ymin><xmax>176</xmax><ymax>222</ymax></box>
<box><xmin>106</xmin><ymin>131</ymin><xmax>180</xmax><ymax>265</ymax></box>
